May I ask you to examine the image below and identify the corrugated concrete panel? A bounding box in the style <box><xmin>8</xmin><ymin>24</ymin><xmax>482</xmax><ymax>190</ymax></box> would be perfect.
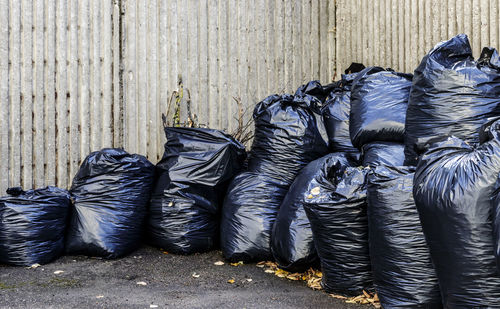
<box><xmin>0</xmin><ymin>0</ymin><xmax>116</xmax><ymax>194</ymax></box>
<box><xmin>335</xmin><ymin>0</ymin><xmax>500</xmax><ymax>74</ymax></box>
<box><xmin>120</xmin><ymin>0</ymin><xmax>337</xmax><ymax>160</ymax></box>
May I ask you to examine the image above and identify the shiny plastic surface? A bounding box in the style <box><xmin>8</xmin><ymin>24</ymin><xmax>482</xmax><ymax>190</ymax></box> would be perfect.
<box><xmin>304</xmin><ymin>164</ymin><xmax>372</xmax><ymax>296</ymax></box>
<box><xmin>271</xmin><ymin>153</ymin><xmax>352</xmax><ymax>272</ymax></box>
<box><xmin>220</xmin><ymin>172</ymin><xmax>289</xmax><ymax>262</ymax></box>
<box><xmin>66</xmin><ymin>148</ymin><xmax>155</xmax><ymax>259</ymax></box>
<box><xmin>367</xmin><ymin>166</ymin><xmax>441</xmax><ymax>308</ymax></box>
<box><xmin>405</xmin><ymin>34</ymin><xmax>500</xmax><ymax>165</ymax></box>
<box><xmin>294</xmin><ymin>79</ymin><xmax>339</xmax><ymax>103</ymax></box>
<box><xmin>361</xmin><ymin>142</ymin><xmax>405</xmax><ymax>167</ymax></box>
<box><xmin>0</xmin><ymin>186</ymin><xmax>70</xmax><ymax>266</ymax></box>
<box><xmin>413</xmin><ymin>120</ymin><xmax>500</xmax><ymax>307</ymax></box>
<box><xmin>322</xmin><ymin>73</ymin><xmax>361</xmax><ymax>154</ymax></box>
<box><xmin>148</xmin><ymin>127</ymin><xmax>246</xmax><ymax>255</ymax></box>
<box><xmin>350</xmin><ymin>67</ymin><xmax>412</xmax><ymax>149</ymax></box>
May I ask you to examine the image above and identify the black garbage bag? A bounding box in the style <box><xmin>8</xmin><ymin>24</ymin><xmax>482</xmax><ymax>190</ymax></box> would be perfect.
<box><xmin>66</xmin><ymin>148</ymin><xmax>155</xmax><ymax>259</ymax></box>
<box><xmin>350</xmin><ymin>67</ymin><xmax>412</xmax><ymax>149</ymax></box>
<box><xmin>495</xmin><ymin>182</ymin><xmax>500</xmax><ymax>275</ymax></box>
<box><xmin>246</xmin><ymin>94</ymin><xmax>329</xmax><ymax>183</ymax></box>
<box><xmin>303</xmin><ymin>163</ymin><xmax>372</xmax><ymax>295</ymax></box>
<box><xmin>0</xmin><ymin>187</ymin><xmax>70</xmax><ymax>266</ymax></box>
<box><xmin>220</xmin><ymin>172</ymin><xmax>289</xmax><ymax>262</ymax></box>
<box><xmin>271</xmin><ymin>153</ymin><xmax>353</xmax><ymax>272</ymax></box>
<box><xmin>294</xmin><ymin>80</ymin><xmax>336</xmax><ymax>147</ymax></box>
<box><xmin>345</xmin><ymin>62</ymin><xmax>366</xmax><ymax>74</ymax></box>
<box><xmin>413</xmin><ymin>120</ymin><xmax>500</xmax><ymax>307</ymax></box>
<box><xmin>361</xmin><ymin>142</ymin><xmax>405</xmax><ymax>167</ymax></box>
<box><xmin>148</xmin><ymin>127</ymin><xmax>246</xmax><ymax>255</ymax></box>
<box><xmin>367</xmin><ymin>166</ymin><xmax>441</xmax><ymax>308</ymax></box>
<box><xmin>294</xmin><ymin>80</ymin><xmax>338</xmax><ymax>103</ymax></box>
<box><xmin>322</xmin><ymin>73</ymin><xmax>361</xmax><ymax>155</ymax></box>
<box><xmin>405</xmin><ymin>34</ymin><xmax>500</xmax><ymax>165</ymax></box>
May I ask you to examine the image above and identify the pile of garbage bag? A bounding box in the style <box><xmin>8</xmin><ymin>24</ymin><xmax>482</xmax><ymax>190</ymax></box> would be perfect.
<box><xmin>4</xmin><ymin>33</ymin><xmax>500</xmax><ymax>308</ymax></box>
<box><xmin>221</xmin><ymin>92</ymin><xmax>329</xmax><ymax>262</ymax></box>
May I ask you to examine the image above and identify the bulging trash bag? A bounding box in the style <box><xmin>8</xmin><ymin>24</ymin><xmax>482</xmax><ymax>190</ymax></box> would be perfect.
<box><xmin>413</xmin><ymin>119</ymin><xmax>500</xmax><ymax>307</ymax></box>
<box><xmin>66</xmin><ymin>148</ymin><xmax>155</xmax><ymax>259</ymax></box>
<box><xmin>148</xmin><ymin>127</ymin><xmax>246</xmax><ymax>255</ymax></box>
<box><xmin>495</xmin><ymin>184</ymin><xmax>500</xmax><ymax>276</ymax></box>
<box><xmin>221</xmin><ymin>172</ymin><xmax>289</xmax><ymax>262</ymax></box>
<box><xmin>349</xmin><ymin>67</ymin><xmax>412</xmax><ymax>149</ymax></box>
<box><xmin>367</xmin><ymin>166</ymin><xmax>441</xmax><ymax>308</ymax></box>
<box><xmin>0</xmin><ymin>186</ymin><xmax>70</xmax><ymax>266</ymax></box>
<box><xmin>294</xmin><ymin>80</ymin><xmax>337</xmax><ymax>147</ymax></box>
<box><xmin>405</xmin><ymin>34</ymin><xmax>500</xmax><ymax>165</ymax></box>
<box><xmin>304</xmin><ymin>164</ymin><xmax>372</xmax><ymax>295</ymax></box>
<box><xmin>322</xmin><ymin>73</ymin><xmax>361</xmax><ymax>155</ymax></box>
<box><xmin>361</xmin><ymin>142</ymin><xmax>405</xmax><ymax>167</ymax></box>
<box><xmin>246</xmin><ymin>94</ymin><xmax>329</xmax><ymax>183</ymax></box>
<box><xmin>271</xmin><ymin>153</ymin><xmax>353</xmax><ymax>272</ymax></box>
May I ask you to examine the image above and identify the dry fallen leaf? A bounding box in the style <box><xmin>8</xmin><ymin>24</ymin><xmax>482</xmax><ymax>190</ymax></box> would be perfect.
<box><xmin>256</xmin><ymin>262</ymin><xmax>380</xmax><ymax>308</ymax></box>
<box><xmin>274</xmin><ymin>269</ymin><xmax>289</xmax><ymax>278</ymax></box>
<box><xmin>53</xmin><ymin>270</ymin><xmax>64</xmax><ymax>275</ymax></box>
<box><xmin>136</xmin><ymin>281</ymin><xmax>147</xmax><ymax>286</ymax></box>
<box><xmin>342</xmin><ymin>290</ymin><xmax>380</xmax><ymax>308</ymax></box>
<box><xmin>286</xmin><ymin>273</ymin><xmax>301</xmax><ymax>281</ymax></box>
<box><xmin>227</xmin><ymin>278</ymin><xmax>235</xmax><ymax>284</ymax></box>
<box><xmin>96</xmin><ymin>295</ymin><xmax>104</xmax><ymax>299</ymax></box>
<box><xmin>329</xmin><ymin>294</ymin><xmax>347</xmax><ymax>300</ymax></box>
<box><xmin>214</xmin><ymin>261</ymin><xmax>225</xmax><ymax>266</ymax></box>
<box><xmin>310</xmin><ymin>186</ymin><xmax>320</xmax><ymax>195</ymax></box>
<box><xmin>307</xmin><ymin>194</ymin><xmax>313</xmax><ymax>199</ymax></box>
<box><xmin>245</xmin><ymin>278</ymin><xmax>252</xmax><ymax>282</ymax></box>
<box><xmin>192</xmin><ymin>273</ymin><xmax>200</xmax><ymax>278</ymax></box>
<box><xmin>162</xmin><ymin>251</ymin><xmax>169</xmax><ymax>255</ymax></box>
<box><xmin>27</xmin><ymin>263</ymin><xmax>41</xmax><ymax>269</ymax></box>
<box><xmin>230</xmin><ymin>261</ymin><xmax>244</xmax><ymax>267</ymax></box>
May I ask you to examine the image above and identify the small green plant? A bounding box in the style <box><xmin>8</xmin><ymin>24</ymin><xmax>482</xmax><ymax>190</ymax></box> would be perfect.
<box><xmin>163</xmin><ymin>75</ymin><xmax>197</xmax><ymax>128</ymax></box>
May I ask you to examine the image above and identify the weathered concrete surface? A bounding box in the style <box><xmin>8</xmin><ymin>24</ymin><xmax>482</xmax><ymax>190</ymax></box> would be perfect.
<box><xmin>0</xmin><ymin>246</ymin><xmax>365</xmax><ymax>309</ymax></box>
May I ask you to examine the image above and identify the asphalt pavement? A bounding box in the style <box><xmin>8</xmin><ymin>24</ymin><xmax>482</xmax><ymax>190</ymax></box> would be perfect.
<box><xmin>0</xmin><ymin>246</ymin><xmax>366</xmax><ymax>309</ymax></box>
